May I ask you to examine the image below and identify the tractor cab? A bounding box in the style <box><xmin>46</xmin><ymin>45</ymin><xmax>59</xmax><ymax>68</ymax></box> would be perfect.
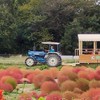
<box><xmin>25</xmin><ymin>42</ymin><xmax>62</xmax><ymax>67</ymax></box>
<box><xmin>42</xmin><ymin>42</ymin><xmax>60</xmax><ymax>53</ymax></box>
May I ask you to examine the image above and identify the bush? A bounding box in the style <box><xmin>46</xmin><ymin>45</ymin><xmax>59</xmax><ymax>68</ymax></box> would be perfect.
<box><xmin>73</xmin><ymin>88</ymin><xmax>83</xmax><ymax>94</ymax></box>
<box><xmin>62</xmin><ymin>91</ymin><xmax>78</xmax><ymax>100</ymax></box>
<box><xmin>88</xmin><ymin>88</ymin><xmax>100</xmax><ymax>98</ymax></box>
<box><xmin>49</xmin><ymin>67</ymin><xmax>59</xmax><ymax>79</ymax></box>
<box><xmin>95</xmin><ymin>70</ymin><xmax>100</xmax><ymax>80</ymax></box>
<box><xmin>20</xmin><ymin>68</ymin><xmax>30</xmax><ymax>78</ymax></box>
<box><xmin>89</xmin><ymin>80</ymin><xmax>100</xmax><ymax>88</ymax></box>
<box><xmin>80</xmin><ymin>88</ymin><xmax>100</xmax><ymax>100</ymax></box>
<box><xmin>41</xmin><ymin>81</ymin><xmax>60</xmax><ymax>94</ymax></box>
<box><xmin>72</xmin><ymin>67</ymin><xmax>85</xmax><ymax>74</ymax></box>
<box><xmin>60</xmin><ymin>66</ymin><xmax>78</xmax><ymax>81</ymax></box>
<box><xmin>0</xmin><ymin>69</ymin><xmax>8</xmax><ymax>79</ymax></box>
<box><xmin>87</xmin><ymin>71</ymin><xmax>95</xmax><ymax>80</ymax></box>
<box><xmin>60</xmin><ymin>80</ymin><xmax>77</xmax><ymax>92</ymax></box>
<box><xmin>57</xmin><ymin>74</ymin><xmax>69</xmax><ymax>85</ymax></box>
<box><xmin>18</xmin><ymin>92</ymin><xmax>33</xmax><ymax>100</ymax></box>
<box><xmin>60</xmin><ymin>66</ymin><xmax>73</xmax><ymax>76</ymax></box>
<box><xmin>31</xmin><ymin>91</ymin><xmax>38</xmax><ymax>99</ymax></box>
<box><xmin>0</xmin><ymin>81</ymin><xmax>13</xmax><ymax>92</ymax></box>
<box><xmin>26</xmin><ymin>73</ymin><xmax>37</xmax><ymax>83</ymax></box>
<box><xmin>0</xmin><ymin>76</ymin><xmax>17</xmax><ymax>92</ymax></box>
<box><xmin>50</xmin><ymin>91</ymin><xmax>62</xmax><ymax>95</ymax></box>
<box><xmin>7</xmin><ymin>67</ymin><xmax>23</xmax><ymax>83</ymax></box>
<box><xmin>26</xmin><ymin>69</ymin><xmax>42</xmax><ymax>83</ymax></box>
<box><xmin>80</xmin><ymin>91</ymin><xmax>90</xmax><ymax>100</ymax></box>
<box><xmin>1</xmin><ymin>76</ymin><xmax>17</xmax><ymax>89</ymax></box>
<box><xmin>78</xmin><ymin>71</ymin><xmax>88</xmax><ymax>80</ymax></box>
<box><xmin>46</xmin><ymin>93</ymin><xmax>62</xmax><ymax>100</ymax></box>
<box><xmin>76</xmin><ymin>78</ymin><xmax>89</xmax><ymax>91</ymax></box>
<box><xmin>41</xmin><ymin>69</ymin><xmax>53</xmax><ymax>79</ymax></box>
<box><xmin>96</xmin><ymin>66</ymin><xmax>100</xmax><ymax>70</ymax></box>
<box><xmin>67</xmin><ymin>72</ymin><xmax>78</xmax><ymax>81</ymax></box>
<box><xmin>33</xmin><ymin>74</ymin><xmax>46</xmax><ymax>88</ymax></box>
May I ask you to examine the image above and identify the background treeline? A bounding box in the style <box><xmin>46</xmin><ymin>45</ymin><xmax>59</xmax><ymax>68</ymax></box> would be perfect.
<box><xmin>0</xmin><ymin>0</ymin><xmax>100</xmax><ymax>54</ymax></box>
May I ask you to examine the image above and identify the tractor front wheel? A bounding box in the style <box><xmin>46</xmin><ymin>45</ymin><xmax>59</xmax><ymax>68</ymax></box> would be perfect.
<box><xmin>25</xmin><ymin>57</ymin><xmax>37</xmax><ymax>67</ymax></box>
<box><xmin>46</xmin><ymin>54</ymin><xmax>61</xmax><ymax>67</ymax></box>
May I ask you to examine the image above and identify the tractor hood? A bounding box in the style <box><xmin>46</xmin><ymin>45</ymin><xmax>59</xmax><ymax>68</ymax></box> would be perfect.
<box><xmin>28</xmin><ymin>50</ymin><xmax>46</xmax><ymax>56</ymax></box>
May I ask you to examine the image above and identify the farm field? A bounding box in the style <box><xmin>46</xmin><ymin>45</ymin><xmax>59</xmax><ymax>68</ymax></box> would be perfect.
<box><xmin>0</xmin><ymin>55</ymin><xmax>78</xmax><ymax>69</ymax></box>
<box><xmin>0</xmin><ymin>55</ymin><xmax>100</xmax><ymax>100</ymax></box>
<box><xmin>0</xmin><ymin>55</ymin><xmax>98</xmax><ymax>69</ymax></box>
<box><xmin>1</xmin><ymin>64</ymin><xmax>100</xmax><ymax>100</ymax></box>
<box><xmin>0</xmin><ymin>0</ymin><xmax>99</xmax><ymax>99</ymax></box>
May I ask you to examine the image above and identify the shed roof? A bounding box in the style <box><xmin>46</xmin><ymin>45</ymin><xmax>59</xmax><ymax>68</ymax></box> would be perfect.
<box><xmin>78</xmin><ymin>34</ymin><xmax>100</xmax><ymax>41</ymax></box>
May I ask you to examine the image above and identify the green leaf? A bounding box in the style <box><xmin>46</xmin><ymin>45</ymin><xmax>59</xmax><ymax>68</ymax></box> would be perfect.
<box><xmin>38</xmin><ymin>97</ymin><xmax>46</xmax><ymax>100</ymax></box>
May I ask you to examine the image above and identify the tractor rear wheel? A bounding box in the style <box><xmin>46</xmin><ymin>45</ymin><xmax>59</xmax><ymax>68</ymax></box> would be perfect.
<box><xmin>25</xmin><ymin>57</ymin><xmax>37</xmax><ymax>67</ymax></box>
<box><xmin>46</xmin><ymin>54</ymin><xmax>61</xmax><ymax>67</ymax></box>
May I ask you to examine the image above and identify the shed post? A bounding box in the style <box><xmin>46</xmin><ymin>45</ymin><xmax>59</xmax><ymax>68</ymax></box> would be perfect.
<box><xmin>79</xmin><ymin>41</ymin><xmax>83</xmax><ymax>55</ymax></box>
<box><xmin>93</xmin><ymin>41</ymin><xmax>97</xmax><ymax>54</ymax></box>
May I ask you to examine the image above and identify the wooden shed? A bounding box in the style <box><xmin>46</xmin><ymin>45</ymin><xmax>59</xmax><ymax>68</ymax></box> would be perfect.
<box><xmin>75</xmin><ymin>34</ymin><xmax>100</xmax><ymax>63</ymax></box>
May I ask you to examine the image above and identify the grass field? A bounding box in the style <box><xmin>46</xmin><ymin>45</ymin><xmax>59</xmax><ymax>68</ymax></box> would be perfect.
<box><xmin>0</xmin><ymin>55</ymin><xmax>63</xmax><ymax>71</ymax></box>
<box><xmin>0</xmin><ymin>55</ymin><xmax>26</xmax><ymax>69</ymax></box>
<box><xmin>0</xmin><ymin>55</ymin><xmax>78</xmax><ymax>64</ymax></box>
<box><xmin>0</xmin><ymin>55</ymin><xmax>26</xmax><ymax>64</ymax></box>
<box><xmin>4</xmin><ymin>84</ymin><xmax>36</xmax><ymax>100</ymax></box>
<box><xmin>0</xmin><ymin>55</ymin><xmax>98</xmax><ymax>69</ymax></box>
<box><xmin>0</xmin><ymin>55</ymin><xmax>76</xmax><ymax>69</ymax></box>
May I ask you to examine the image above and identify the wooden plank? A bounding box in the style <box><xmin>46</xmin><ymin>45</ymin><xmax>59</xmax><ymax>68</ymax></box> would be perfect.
<box><xmin>79</xmin><ymin>54</ymin><xmax>100</xmax><ymax>63</ymax></box>
<box><xmin>79</xmin><ymin>41</ymin><xmax>83</xmax><ymax>55</ymax></box>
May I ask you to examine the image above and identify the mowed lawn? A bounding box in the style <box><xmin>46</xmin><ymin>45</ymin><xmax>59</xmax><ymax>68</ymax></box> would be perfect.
<box><xmin>0</xmin><ymin>55</ymin><xmax>74</xmax><ymax>69</ymax></box>
<box><xmin>0</xmin><ymin>55</ymin><xmax>26</xmax><ymax>64</ymax></box>
<box><xmin>0</xmin><ymin>55</ymin><xmax>51</xmax><ymax>69</ymax></box>
<box><xmin>0</xmin><ymin>55</ymin><xmax>27</xmax><ymax>69</ymax></box>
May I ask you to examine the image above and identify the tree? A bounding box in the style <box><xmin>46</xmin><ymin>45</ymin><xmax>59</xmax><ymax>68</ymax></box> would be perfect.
<box><xmin>0</xmin><ymin>0</ymin><xmax>18</xmax><ymax>53</ymax></box>
<box><xmin>14</xmin><ymin>0</ymin><xmax>53</xmax><ymax>53</ymax></box>
<box><xmin>0</xmin><ymin>0</ymin><xmax>99</xmax><ymax>54</ymax></box>
<box><xmin>61</xmin><ymin>0</ymin><xmax>100</xmax><ymax>54</ymax></box>
<box><xmin>61</xmin><ymin>19</ymin><xmax>84</xmax><ymax>55</ymax></box>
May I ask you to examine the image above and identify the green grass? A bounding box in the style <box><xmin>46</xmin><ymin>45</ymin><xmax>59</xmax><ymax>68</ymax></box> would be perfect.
<box><xmin>63</xmin><ymin>58</ymin><xmax>79</xmax><ymax>63</ymax></box>
<box><xmin>0</xmin><ymin>55</ymin><xmax>98</xmax><ymax>69</ymax></box>
<box><xmin>4</xmin><ymin>84</ymin><xmax>36</xmax><ymax>100</ymax></box>
<box><xmin>0</xmin><ymin>55</ymin><xmax>26</xmax><ymax>64</ymax></box>
<box><xmin>0</xmin><ymin>55</ymin><xmax>99</xmax><ymax>70</ymax></box>
<box><xmin>0</xmin><ymin>63</ymin><xmax>51</xmax><ymax>70</ymax></box>
<box><xmin>0</xmin><ymin>55</ymin><xmax>63</xmax><ymax>70</ymax></box>
<box><xmin>80</xmin><ymin>63</ymin><xmax>100</xmax><ymax>69</ymax></box>
<box><xmin>0</xmin><ymin>55</ymin><xmax>48</xmax><ymax>69</ymax></box>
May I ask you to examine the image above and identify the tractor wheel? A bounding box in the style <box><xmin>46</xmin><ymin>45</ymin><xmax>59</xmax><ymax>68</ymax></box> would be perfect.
<box><xmin>46</xmin><ymin>54</ymin><xmax>61</xmax><ymax>67</ymax></box>
<box><xmin>25</xmin><ymin>57</ymin><xmax>37</xmax><ymax>67</ymax></box>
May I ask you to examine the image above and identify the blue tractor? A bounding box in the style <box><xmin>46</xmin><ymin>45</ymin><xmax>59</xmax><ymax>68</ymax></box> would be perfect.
<box><xmin>25</xmin><ymin>42</ymin><xmax>62</xmax><ymax>67</ymax></box>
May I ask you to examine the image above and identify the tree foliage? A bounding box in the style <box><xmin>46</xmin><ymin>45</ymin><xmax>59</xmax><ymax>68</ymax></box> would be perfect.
<box><xmin>0</xmin><ymin>0</ymin><xmax>100</xmax><ymax>54</ymax></box>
